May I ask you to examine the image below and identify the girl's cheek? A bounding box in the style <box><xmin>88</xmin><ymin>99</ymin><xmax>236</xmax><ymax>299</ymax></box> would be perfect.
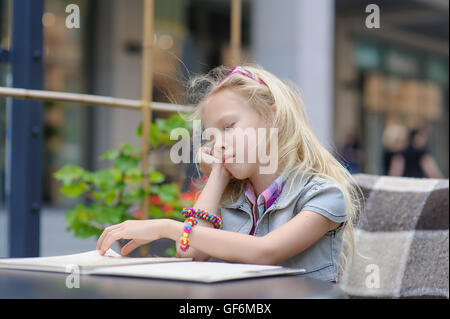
<box><xmin>226</xmin><ymin>131</ymin><xmax>238</xmax><ymax>153</ymax></box>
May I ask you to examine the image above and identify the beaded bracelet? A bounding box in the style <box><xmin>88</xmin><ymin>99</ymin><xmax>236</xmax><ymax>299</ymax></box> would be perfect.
<box><xmin>179</xmin><ymin>216</ymin><xmax>198</xmax><ymax>252</ymax></box>
<box><xmin>181</xmin><ymin>207</ymin><xmax>223</xmax><ymax>229</ymax></box>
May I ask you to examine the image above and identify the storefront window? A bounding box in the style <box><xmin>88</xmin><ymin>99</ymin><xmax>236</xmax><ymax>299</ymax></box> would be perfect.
<box><xmin>42</xmin><ymin>0</ymin><xmax>92</xmax><ymax>207</ymax></box>
<box><xmin>356</xmin><ymin>39</ymin><xmax>449</xmax><ymax>177</ymax></box>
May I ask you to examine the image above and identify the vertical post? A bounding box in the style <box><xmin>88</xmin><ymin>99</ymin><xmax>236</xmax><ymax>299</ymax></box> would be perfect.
<box><xmin>230</xmin><ymin>0</ymin><xmax>242</xmax><ymax>65</ymax></box>
<box><xmin>139</xmin><ymin>0</ymin><xmax>154</xmax><ymax>257</ymax></box>
<box><xmin>252</xmin><ymin>0</ymin><xmax>335</xmax><ymax>149</ymax></box>
<box><xmin>7</xmin><ymin>0</ymin><xmax>44</xmax><ymax>257</ymax></box>
<box><xmin>295</xmin><ymin>0</ymin><xmax>335</xmax><ymax>149</ymax></box>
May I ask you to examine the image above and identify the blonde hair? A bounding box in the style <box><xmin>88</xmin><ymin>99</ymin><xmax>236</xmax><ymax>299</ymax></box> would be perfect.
<box><xmin>178</xmin><ymin>63</ymin><xmax>365</xmax><ymax>274</ymax></box>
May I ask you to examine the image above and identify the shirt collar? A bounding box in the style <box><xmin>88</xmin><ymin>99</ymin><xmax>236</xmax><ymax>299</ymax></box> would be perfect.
<box><xmin>245</xmin><ymin>175</ymin><xmax>288</xmax><ymax>210</ymax></box>
<box><xmin>221</xmin><ymin>168</ymin><xmax>313</xmax><ymax>211</ymax></box>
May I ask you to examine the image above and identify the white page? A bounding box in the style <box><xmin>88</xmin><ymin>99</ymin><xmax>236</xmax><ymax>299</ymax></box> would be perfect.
<box><xmin>92</xmin><ymin>261</ymin><xmax>305</xmax><ymax>283</ymax></box>
<box><xmin>0</xmin><ymin>249</ymin><xmax>192</xmax><ymax>274</ymax></box>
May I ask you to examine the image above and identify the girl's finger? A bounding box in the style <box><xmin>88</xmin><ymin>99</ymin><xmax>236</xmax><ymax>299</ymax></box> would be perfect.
<box><xmin>120</xmin><ymin>239</ymin><xmax>140</xmax><ymax>256</ymax></box>
<box><xmin>202</xmin><ymin>152</ymin><xmax>220</xmax><ymax>164</ymax></box>
<box><xmin>96</xmin><ymin>223</ymin><xmax>122</xmax><ymax>250</ymax></box>
<box><xmin>100</xmin><ymin>229</ymin><xmax>127</xmax><ymax>255</ymax></box>
<box><xmin>212</xmin><ymin>146</ymin><xmax>224</xmax><ymax>162</ymax></box>
<box><xmin>202</xmin><ymin>141</ymin><xmax>214</xmax><ymax>154</ymax></box>
<box><xmin>198</xmin><ymin>145</ymin><xmax>214</xmax><ymax>161</ymax></box>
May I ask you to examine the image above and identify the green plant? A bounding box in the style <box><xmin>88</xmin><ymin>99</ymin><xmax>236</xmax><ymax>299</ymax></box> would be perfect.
<box><xmin>54</xmin><ymin>113</ymin><xmax>195</xmax><ymax>257</ymax></box>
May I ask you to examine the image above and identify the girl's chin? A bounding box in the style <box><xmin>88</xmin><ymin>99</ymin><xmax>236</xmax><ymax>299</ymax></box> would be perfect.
<box><xmin>224</xmin><ymin>164</ymin><xmax>250</xmax><ymax>180</ymax></box>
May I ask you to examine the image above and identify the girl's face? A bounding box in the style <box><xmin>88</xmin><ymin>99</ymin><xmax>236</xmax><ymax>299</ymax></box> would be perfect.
<box><xmin>202</xmin><ymin>88</ymin><xmax>270</xmax><ymax>180</ymax></box>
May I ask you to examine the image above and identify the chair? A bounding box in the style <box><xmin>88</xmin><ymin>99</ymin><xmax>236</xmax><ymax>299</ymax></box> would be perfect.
<box><xmin>338</xmin><ymin>173</ymin><xmax>449</xmax><ymax>298</ymax></box>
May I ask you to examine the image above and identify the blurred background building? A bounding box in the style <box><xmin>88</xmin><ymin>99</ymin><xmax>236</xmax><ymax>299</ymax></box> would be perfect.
<box><xmin>0</xmin><ymin>0</ymin><xmax>448</xmax><ymax>257</ymax></box>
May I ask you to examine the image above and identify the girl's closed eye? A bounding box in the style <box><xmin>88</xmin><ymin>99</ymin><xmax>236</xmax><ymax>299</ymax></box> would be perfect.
<box><xmin>224</xmin><ymin>122</ymin><xmax>236</xmax><ymax>131</ymax></box>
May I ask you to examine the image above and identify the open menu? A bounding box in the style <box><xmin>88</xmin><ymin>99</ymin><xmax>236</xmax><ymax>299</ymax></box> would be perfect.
<box><xmin>0</xmin><ymin>249</ymin><xmax>306</xmax><ymax>282</ymax></box>
<box><xmin>0</xmin><ymin>249</ymin><xmax>191</xmax><ymax>275</ymax></box>
<box><xmin>92</xmin><ymin>260</ymin><xmax>306</xmax><ymax>283</ymax></box>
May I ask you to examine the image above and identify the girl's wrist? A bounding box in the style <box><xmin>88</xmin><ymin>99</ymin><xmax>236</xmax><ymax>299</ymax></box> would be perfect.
<box><xmin>210</xmin><ymin>166</ymin><xmax>231</xmax><ymax>187</ymax></box>
<box><xmin>161</xmin><ymin>219</ymin><xmax>184</xmax><ymax>242</ymax></box>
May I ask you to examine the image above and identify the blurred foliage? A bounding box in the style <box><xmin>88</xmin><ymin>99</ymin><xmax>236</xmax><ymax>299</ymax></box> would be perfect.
<box><xmin>54</xmin><ymin>113</ymin><xmax>195</xmax><ymax>257</ymax></box>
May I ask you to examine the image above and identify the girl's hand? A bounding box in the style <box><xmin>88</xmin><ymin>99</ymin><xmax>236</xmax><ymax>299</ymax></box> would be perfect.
<box><xmin>197</xmin><ymin>144</ymin><xmax>232</xmax><ymax>183</ymax></box>
<box><xmin>96</xmin><ymin>219</ymin><xmax>167</xmax><ymax>256</ymax></box>
<box><xmin>197</xmin><ymin>143</ymin><xmax>219</xmax><ymax>177</ymax></box>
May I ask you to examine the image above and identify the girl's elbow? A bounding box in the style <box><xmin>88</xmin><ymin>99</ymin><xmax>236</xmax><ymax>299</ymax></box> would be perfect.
<box><xmin>253</xmin><ymin>239</ymin><xmax>279</xmax><ymax>265</ymax></box>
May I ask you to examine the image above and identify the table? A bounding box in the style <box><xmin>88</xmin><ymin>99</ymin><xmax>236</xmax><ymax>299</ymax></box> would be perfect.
<box><xmin>0</xmin><ymin>268</ymin><xmax>347</xmax><ymax>299</ymax></box>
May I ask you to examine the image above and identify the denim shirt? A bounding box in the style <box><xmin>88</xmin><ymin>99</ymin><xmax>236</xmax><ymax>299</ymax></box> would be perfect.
<box><xmin>210</xmin><ymin>170</ymin><xmax>347</xmax><ymax>282</ymax></box>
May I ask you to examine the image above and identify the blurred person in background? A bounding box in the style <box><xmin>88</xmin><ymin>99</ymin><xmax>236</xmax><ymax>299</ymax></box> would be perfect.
<box><xmin>338</xmin><ymin>130</ymin><xmax>361</xmax><ymax>174</ymax></box>
<box><xmin>388</xmin><ymin>127</ymin><xmax>443</xmax><ymax>178</ymax></box>
<box><xmin>382</xmin><ymin>124</ymin><xmax>409</xmax><ymax>176</ymax></box>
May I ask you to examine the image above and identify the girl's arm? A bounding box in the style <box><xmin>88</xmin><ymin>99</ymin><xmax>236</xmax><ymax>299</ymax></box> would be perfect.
<box><xmin>97</xmin><ymin>187</ymin><xmax>340</xmax><ymax>264</ymax></box>
<box><xmin>176</xmin><ymin>167</ymin><xmax>229</xmax><ymax>261</ymax></box>
<box><xmin>162</xmin><ymin>208</ymin><xmax>341</xmax><ymax>265</ymax></box>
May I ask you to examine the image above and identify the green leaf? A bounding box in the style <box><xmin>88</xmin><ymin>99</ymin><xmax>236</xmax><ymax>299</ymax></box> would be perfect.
<box><xmin>124</xmin><ymin>167</ymin><xmax>142</xmax><ymax>185</ymax></box>
<box><xmin>91</xmin><ymin>191</ymin><xmax>104</xmax><ymax>201</ymax></box>
<box><xmin>64</xmin><ymin>204</ymin><xmax>103</xmax><ymax>239</ymax></box>
<box><xmin>161</xmin><ymin>183</ymin><xmax>179</xmax><ymax>196</ymax></box>
<box><xmin>150</xmin><ymin>124</ymin><xmax>162</xmax><ymax>148</ymax></box>
<box><xmin>114</xmin><ymin>155</ymin><xmax>139</xmax><ymax>172</ymax></box>
<box><xmin>149</xmin><ymin>170</ymin><xmax>165</xmax><ymax>183</ymax></box>
<box><xmin>81</xmin><ymin>171</ymin><xmax>94</xmax><ymax>183</ymax></box>
<box><xmin>135</xmin><ymin>123</ymin><xmax>142</xmax><ymax>137</ymax></box>
<box><xmin>157</xmin><ymin>191</ymin><xmax>174</xmax><ymax>203</ymax></box>
<box><xmin>164</xmin><ymin>243</ymin><xmax>177</xmax><ymax>257</ymax></box>
<box><xmin>53</xmin><ymin>164</ymin><xmax>85</xmax><ymax>186</ymax></box>
<box><xmin>100</xmin><ymin>149</ymin><xmax>120</xmax><ymax>161</ymax></box>
<box><xmin>159</xmin><ymin>132</ymin><xmax>171</xmax><ymax>145</ymax></box>
<box><xmin>60</xmin><ymin>182</ymin><xmax>87</xmax><ymax>198</ymax></box>
<box><xmin>70</xmin><ymin>223</ymin><xmax>102</xmax><ymax>239</ymax></box>
<box><xmin>65</xmin><ymin>204</ymin><xmax>86</xmax><ymax>224</ymax></box>
<box><xmin>122</xmin><ymin>188</ymin><xmax>145</xmax><ymax>204</ymax></box>
<box><xmin>120</xmin><ymin>143</ymin><xmax>140</xmax><ymax>156</ymax></box>
<box><xmin>104</xmin><ymin>189</ymin><xmax>118</xmax><ymax>205</ymax></box>
<box><xmin>149</xmin><ymin>205</ymin><xmax>164</xmax><ymax>218</ymax></box>
<box><xmin>155</xmin><ymin>118</ymin><xmax>168</xmax><ymax>131</ymax></box>
<box><xmin>91</xmin><ymin>169</ymin><xmax>121</xmax><ymax>190</ymax></box>
<box><xmin>90</xmin><ymin>203</ymin><xmax>127</xmax><ymax>225</ymax></box>
<box><xmin>149</xmin><ymin>184</ymin><xmax>160</xmax><ymax>195</ymax></box>
<box><xmin>167</xmin><ymin>113</ymin><xmax>192</xmax><ymax>129</ymax></box>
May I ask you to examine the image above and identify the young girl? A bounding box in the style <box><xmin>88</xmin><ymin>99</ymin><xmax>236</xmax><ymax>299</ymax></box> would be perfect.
<box><xmin>96</xmin><ymin>64</ymin><xmax>364</xmax><ymax>283</ymax></box>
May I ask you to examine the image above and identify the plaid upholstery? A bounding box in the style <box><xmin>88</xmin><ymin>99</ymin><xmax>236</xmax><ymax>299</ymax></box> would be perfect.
<box><xmin>339</xmin><ymin>174</ymin><xmax>449</xmax><ymax>298</ymax></box>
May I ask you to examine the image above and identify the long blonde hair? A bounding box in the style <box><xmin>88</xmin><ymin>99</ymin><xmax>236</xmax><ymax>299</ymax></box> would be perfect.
<box><xmin>179</xmin><ymin>63</ymin><xmax>365</xmax><ymax>274</ymax></box>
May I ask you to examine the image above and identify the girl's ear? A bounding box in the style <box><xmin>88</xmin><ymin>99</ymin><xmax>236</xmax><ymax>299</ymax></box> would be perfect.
<box><xmin>270</xmin><ymin>104</ymin><xmax>276</xmax><ymax>112</ymax></box>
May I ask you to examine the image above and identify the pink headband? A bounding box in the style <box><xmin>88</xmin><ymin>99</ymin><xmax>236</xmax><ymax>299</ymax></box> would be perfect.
<box><xmin>215</xmin><ymin>65</ymin><xmax>267</xmax><ymax>87</ymax></box>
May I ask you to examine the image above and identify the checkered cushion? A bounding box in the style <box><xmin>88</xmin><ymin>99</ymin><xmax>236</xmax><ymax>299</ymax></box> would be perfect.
<box><xmin>338</xmin><ymin>174</ymin><xmax>449</xmax><ymax>298</ymax></box>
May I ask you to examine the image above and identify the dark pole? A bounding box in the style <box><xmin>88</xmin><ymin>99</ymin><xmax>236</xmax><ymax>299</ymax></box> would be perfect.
<box><xmin>6</xmin><ymin>0</ymin><xmax>44</xmax><ymax>257</ymax></box>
